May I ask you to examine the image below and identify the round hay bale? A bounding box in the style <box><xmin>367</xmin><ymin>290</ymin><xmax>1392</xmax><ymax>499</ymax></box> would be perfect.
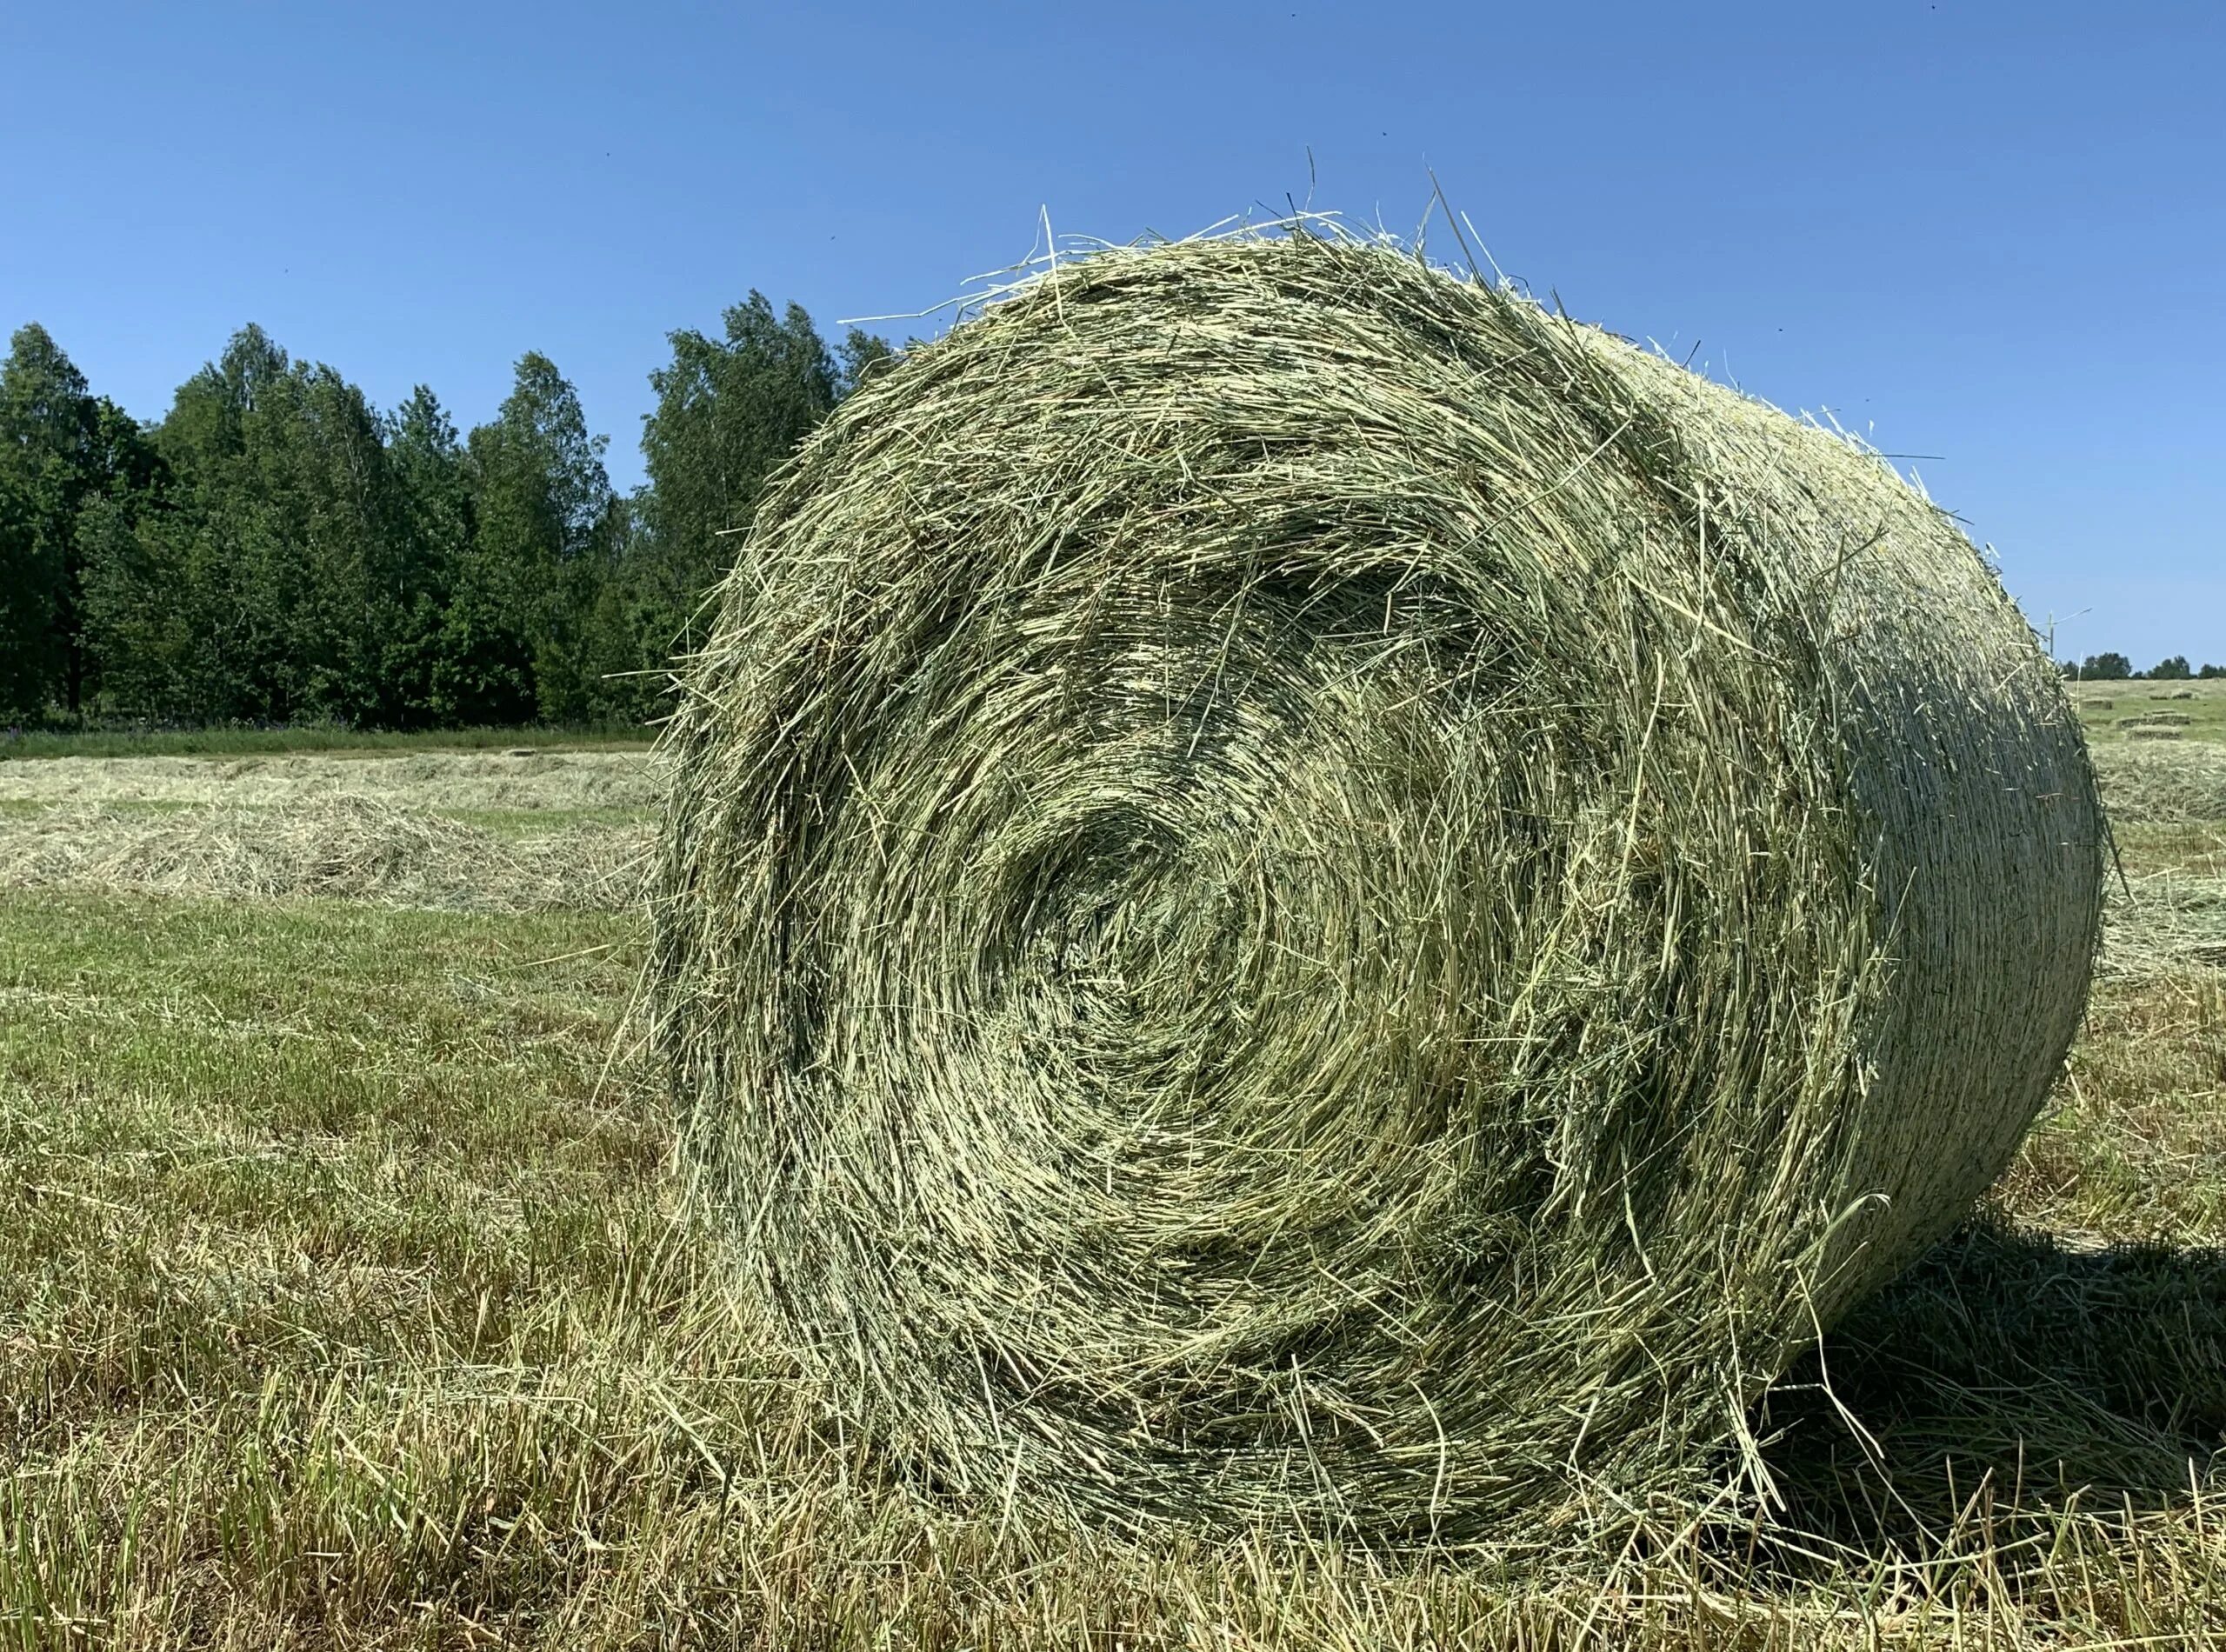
<box><xmin>652</xmin><ymin>234</ymin><xmax>2103</xmax><ymax>1540</ymax></box>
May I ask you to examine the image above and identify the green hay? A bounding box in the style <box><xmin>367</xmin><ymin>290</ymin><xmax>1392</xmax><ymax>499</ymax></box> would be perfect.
<box><xmin>0</xmin><ymin>796</ymin><xmax>646</xmax><ymax>912</ymax></box>
<box><xmin>650</xmin><ymin>231</ymin><xmax>2103</xmax><ymax>1542</ymax></box>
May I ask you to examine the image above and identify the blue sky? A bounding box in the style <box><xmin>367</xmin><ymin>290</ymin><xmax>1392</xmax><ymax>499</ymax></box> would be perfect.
<box><xmin>3</xmin><ymin>1</ymin><xmax>2218</xmax><ymax>666</ymax></box>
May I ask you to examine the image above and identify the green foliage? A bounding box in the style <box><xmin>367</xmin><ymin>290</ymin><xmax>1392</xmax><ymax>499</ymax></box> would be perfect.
<box><xmin>641</xmin><ymin>295</ymin><xmax>833</xmax><ymax>616</ymax></box>
<box><xmin>0</xmin><ymin>324</ymin><xmax>158</xmax><ymax>716</ymax></box>
<box><xmin>2078</xmin><ymin>650</ymin><xmax>2135</xmax><ymax>680</ymax></box>
<box><xmin>0</xmin><ymin>466</ymin><xmax>47</xmax><ymax>718</ymax></box>
<box><xmin>9</xmin><ymin>296</ymin><xmax>883</xmax><ymax>730</ymax></box>
<box><xmin>458</xmin><ymin>353</ymin><xmax>618</xmax><ymax>723</ymax></box>
<box><xmin>0</xmin><ymin>723</ymin><xmax>650</xmax><ymax>760</ymax></box>
<box><xmin>839</xmin><ymin>327</ymin><xmax>899</xmax><ymax>393</ymax></box>
<box><xmin>83</xmin><ymin>326</ymin><xmax>428</xmax><ymax>724</ymax></box>
<box><xmin>2149</xmin><ymin>655</ymin><xmax>2194</xmax><ymax>681</ymax></box>
<box><xmin>637</xmin><ymin>296</ymin><xmax>892</xmax><ymax>661</ymax></box>
<box><xmin>383</xmin><ymin>385</ymin><xmax>473</xmax><ymax>719</ymax></box>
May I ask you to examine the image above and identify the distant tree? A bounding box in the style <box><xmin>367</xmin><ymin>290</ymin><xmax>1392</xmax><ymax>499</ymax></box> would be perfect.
<box><xmin>2076</xmin><ymin>651</ymin><xmax>2133</xmax><ymax>681</ymax></box>
<box><xmin>639</xmin><ymin>296</ymin><xmax>889</xmax><ymax>651</ymax></box>
<box><xmin>71</xmin><ymin>400</ymin><xmax>165</xmax><ymax>706</ymax></box>
<box><xmin>0</xmin><ymin>327</ymin><xmax>78</xmax><ymax>716</ymax></box>
<box><xmin>383</xmin><ymin>385</ymin><xmax>472</xmax><ymax>723</ymax></box>
<box><xmin>458</xmin><ymin>353</ymin><xmax>616</xmax><ymax>723</ymax></box>
<box><xmin>41</xmin><ymin>294</ymin><xmax>878</xmax><ymax>731</ymax></box>
<box><xmin>75</xmin><ymin>486</ymin><xmax>186</xmax><ymax>716</ymax></box>
<box><xmin>2149</xmin><ymin>655</ymin><xmax>2194</xmax><ymax>680</ymax></box>
<box><xmin>839</xmin><ymin>327</ymin><xmax>899</xmax><ymax>393</ymax></box>
<box><xmin>2202</xmin><ymin>663</ymin><xmax>2226</xmax><ymax>680</ymax></box>
<box><xmin>0</xmin><ymin>324</ymin><xmax>158</xmax><ymax>716</ymax></box>
<box><xmin>573</xmin><ymin>496</ymin><xmax>674</xmax><ymax>723</ymax></box>
<box><xmin>84</xmin><ymin>325</ymin><xmax>417</xmax><ymax>723</ymax></box>
<box><xmin>0</xmin><ymin>467</ymin><xmax>45</xmax><ymax>716</ymax></box>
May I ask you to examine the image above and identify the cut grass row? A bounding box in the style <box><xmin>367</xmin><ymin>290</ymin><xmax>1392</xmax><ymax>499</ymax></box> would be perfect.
<box><xmin>0</xmin><ymin>725</ymin><xmax>655</xmax><ymax>763</ymax></box>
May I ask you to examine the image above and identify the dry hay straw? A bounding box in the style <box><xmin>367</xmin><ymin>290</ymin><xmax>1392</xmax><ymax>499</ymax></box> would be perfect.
<box><xmin>2088</xmin><ymin>743</ymin><xmax>2226</xmax><ymax>976</ymax></box>
<box><xmin>0</xmin><ymin>796</ymin><xmax>646</xmax><ymax>912</ymax></box>
<box><xmin>0</xmin><ymin>749</ymin><xmax>655</xmax><ymax>813</ymax></box>
<box><xmin>651</xmin><ymin>230</ymin><xmax>2103</xmax><ymax>1542</ymax></box>
<box><xmin>2090</xmin><ymin>740</ymin><xmax>2226</xmax><ymax>825</ymax></box>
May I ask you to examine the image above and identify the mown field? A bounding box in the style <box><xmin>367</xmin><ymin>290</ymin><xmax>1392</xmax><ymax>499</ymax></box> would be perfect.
<box><xmin>0</xmin><ymin>720</ymin><xmax>2220</xmax><ymax>1647</ymax></box>
<box><xmin>2069</xmin><ymin>675</ymin><xmax>2226</xmax><ymax>747</ymax></box>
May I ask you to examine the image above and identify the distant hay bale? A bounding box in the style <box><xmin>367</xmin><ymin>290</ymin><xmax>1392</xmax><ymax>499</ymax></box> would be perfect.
<box><xmin>651</xmin><ymin>234</ymin><xmax>2103</xmax><ymax>1540</ymax></box>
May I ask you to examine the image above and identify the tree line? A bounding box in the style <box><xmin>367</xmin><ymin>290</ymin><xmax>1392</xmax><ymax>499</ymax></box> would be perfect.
<box><xmin>10</xmin><ymin>308</ymin><xmax>2216</xmax><ymax>729</ymax></box>
<box><xmin>0</xmin><ymin>301</ymin><xmax>891</xmax><ymax>727</ymax></box>
<box><xmin>2063</xmin><ymin>654</ymin><xmax>2224</xmax><ymax>682</ymax></box>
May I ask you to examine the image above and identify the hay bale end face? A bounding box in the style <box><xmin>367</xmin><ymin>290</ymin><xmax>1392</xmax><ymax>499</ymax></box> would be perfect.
<box><xmin>652</xmin><ymin>235</ymin><xmax>2103</xmax><ymax>1540</ymax></box>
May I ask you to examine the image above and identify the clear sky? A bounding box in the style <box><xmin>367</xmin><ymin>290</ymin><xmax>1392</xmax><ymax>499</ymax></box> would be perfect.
<box><xmin>3</xmin><ymin>1</ymin><xmax>2218</xmax><ymax>667</ymax></box>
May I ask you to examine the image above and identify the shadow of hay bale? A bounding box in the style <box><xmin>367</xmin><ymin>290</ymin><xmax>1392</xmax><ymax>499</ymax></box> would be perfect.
<box><xmin>1756</xmin><ymin>1218</ymin><xmax>2224</xmax><ymax>1549</ymax></box>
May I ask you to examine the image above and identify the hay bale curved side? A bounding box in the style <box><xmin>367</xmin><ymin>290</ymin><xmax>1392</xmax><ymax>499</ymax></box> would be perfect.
<box><xmin>651</xmin><ymin>236</ymin><xmax>2103</xmax><ymax>1539</ymax></box>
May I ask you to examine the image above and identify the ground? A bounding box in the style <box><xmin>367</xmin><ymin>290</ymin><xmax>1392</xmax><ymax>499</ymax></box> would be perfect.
<box><xmin>0</xmin><ymin>714</ymin><xmax>2218</xmax><ymax>1648</ymax></box>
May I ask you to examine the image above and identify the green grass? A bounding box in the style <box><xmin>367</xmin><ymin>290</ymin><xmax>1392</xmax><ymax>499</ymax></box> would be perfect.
<box><xmin>0</xmin><ymin>724</ymin><xmax>655</xmax><ymax>763</ymax></box>
<box><xmin>0</xmin><ymin>773</ymin><xmax>2218</xmax><ymax>1643</ymax></box>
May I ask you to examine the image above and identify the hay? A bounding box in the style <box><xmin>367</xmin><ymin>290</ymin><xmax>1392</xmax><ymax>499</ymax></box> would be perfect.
<box><xmin>0</xmin><ymin>797</ymin><xmax>647</xmax><ymax>912</ymax></box>
<box><xmin>2098</xmin><ymin>859</ymin><xmax>2226</xmax><ymax>977</ymax></box>
<box><xmin>651</xmin><ymin>232</ymin><xmax>2103</xmax><ymax>1541</ymax></box>
<box><xmin>2091</xmin><ymin>741</ymin><xmax>2226</xmax><ymax>824</ymax></box>
<box><xmin>0</xmin><ymin>750</ymin><xmax>656</xmax><ymax>814</ymax></box>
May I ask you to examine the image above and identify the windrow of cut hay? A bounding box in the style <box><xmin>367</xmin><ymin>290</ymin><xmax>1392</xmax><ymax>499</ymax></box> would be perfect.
<box><xmin>2089</xmin><ymin>738</ymin><xmax>2226</xmax><ymax>823</ymax></box>
<box><xmin>0</xmin><ymin>749</ymin><xmax>656</xmax><ymax>813</ymax></box>
<box><xmin>651</xmin><ymin>233</ymin><xmax>2104</xmax><ymax>1543</ymax></box>
<box><xmin>0</xmin><ymin>796</ymin><xmax>647</xmax><ymax>912</ymax></box>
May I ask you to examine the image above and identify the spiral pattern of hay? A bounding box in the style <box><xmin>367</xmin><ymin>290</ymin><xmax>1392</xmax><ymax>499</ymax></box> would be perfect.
<box><xmin>652</xmin><ymin>234</ymin><xmax>2103</xmax><ymax>1539</ymax></box>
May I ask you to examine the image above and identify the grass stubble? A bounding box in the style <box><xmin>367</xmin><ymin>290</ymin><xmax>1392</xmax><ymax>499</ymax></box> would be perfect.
<box><xmin>0</xmin><ymin>742</ymin><xmax>2216</xmax><ymax>1645</ymax></box>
